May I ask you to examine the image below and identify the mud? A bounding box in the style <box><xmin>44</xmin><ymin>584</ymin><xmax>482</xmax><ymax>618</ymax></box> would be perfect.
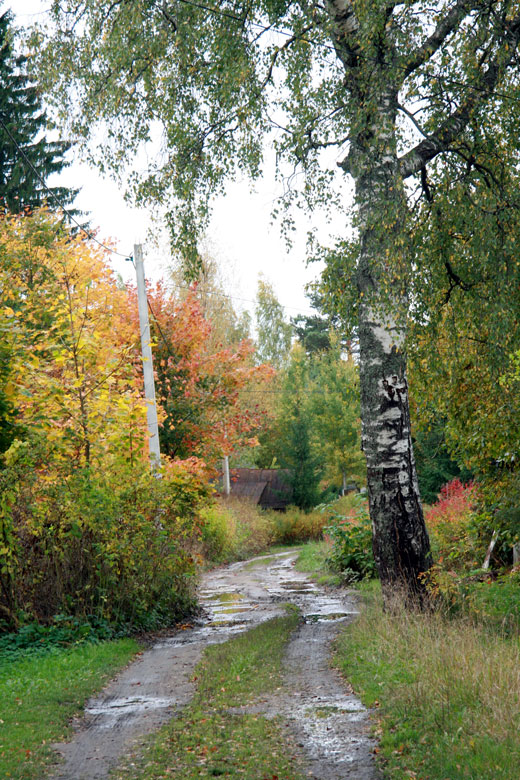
<box><xmin>49</xmin><ymin>551</ymin><xmax>380</xmax><ymax>779</ymax></box>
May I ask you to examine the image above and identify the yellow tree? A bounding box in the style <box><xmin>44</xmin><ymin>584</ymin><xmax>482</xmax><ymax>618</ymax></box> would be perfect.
<box><xmin>0</xmin><ymin>210</ymin><xmax>146</xmax><ymax>469</ymax></box>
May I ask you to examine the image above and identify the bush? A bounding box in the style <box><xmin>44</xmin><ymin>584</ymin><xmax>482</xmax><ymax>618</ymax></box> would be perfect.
<box><xmin>324</xmin><ymin>494</ymin><xmax>377</xmax><ymax>581</ymax></box>
<box><xmin>199</xmin><ymin>503</ymin><xmax>237</xmax><ymax>562</ymax></box>
<box><xmin>476</xmin><ymin>472</ymin><xmax>520</xmax><ymax>567</ymax></box>
<box><xmin>0</xmin><ymin>438</ymin><xmax>209</xmax><ymax>633</ymax></box>
<box><xmin>268</xmin><ymin>504</ymin><xmax>329</xmax><ymax>545</ymax></box>
<box><xmin>200</xmin><ymin>497</ymin><xmax>274</xmax><ymax>563</ymax></box>
<box><xmin>425</xmin><ymin>478</ymin><xmax>482</xmax><ymax>571</ymax></box>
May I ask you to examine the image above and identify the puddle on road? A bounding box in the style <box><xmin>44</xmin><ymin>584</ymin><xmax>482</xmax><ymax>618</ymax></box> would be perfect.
<box><xmin>212</xmin><ymin>605</ymin><xmax>253</xmax><ymax>615</ymax></box>
<box><xmin>207</xmin><ymin>619</ymin><xmax>250</xmax><ymax>628</ymax></box>
<box><xmin>287</xmin><ymin>697</ymin><xmax>373</xmax><ymax>767</ymax></box>
<box><xmin>205</xmin><ymin>592</ymin><xmax>244</xmax><ymax>603</ymax></box>
<box><xmin>304</xmin><ymin>612</ymin><xmax>350</xmax><ymax>622</ymax></box>
<box><xmin>86</xmin><ymin>696</ymin><xmax>175</xmax><ymax>720</ymax></box>
<box><xmin>51</xmin><ymin>550</ymin><xmax>376</xmax><ymax>780</ymax></box>
<box><xmin>279</xmin><ymin>581</ymin><xmax>316</xmax><ymax>591</ymax></box>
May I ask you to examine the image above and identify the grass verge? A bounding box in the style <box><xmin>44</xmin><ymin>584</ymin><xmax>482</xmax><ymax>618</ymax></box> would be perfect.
<box><xmin>336</xmin><ymin>582</ymin><xmax>520</xmax><ymax>780</ymax></box>
<box><xmin>0</xmin><ymin>639</ymin><xmax>139</xmax><ymax>779</ymax></box>
<box><xmin>111</xmin><ymin>608</ymin><xmax>308</xmax><ymax>779</ymax></box>
<box><xmin>295</xmin><ymin>540</ymin><xmax>340</xmax><ymax>586</ymax></box>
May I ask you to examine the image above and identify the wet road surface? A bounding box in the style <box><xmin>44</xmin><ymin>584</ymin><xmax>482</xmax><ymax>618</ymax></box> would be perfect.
<box><xmin>49</xmin><ymin>551</ymin><xmax>381</xmax><ymax>779</ymax></box>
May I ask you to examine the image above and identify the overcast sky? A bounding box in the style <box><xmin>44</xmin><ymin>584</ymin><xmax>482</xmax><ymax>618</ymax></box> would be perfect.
<box><xmin>12</xmin><ymin>1</ymin><xmax>354</xmax><ymax>322</ymax></box>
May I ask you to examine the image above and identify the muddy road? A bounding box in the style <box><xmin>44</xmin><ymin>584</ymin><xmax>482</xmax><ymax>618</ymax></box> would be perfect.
<box><xmin>50</xmin><ymin>551</ymin><xmax>381</xmax><ymax>780</ymax></box>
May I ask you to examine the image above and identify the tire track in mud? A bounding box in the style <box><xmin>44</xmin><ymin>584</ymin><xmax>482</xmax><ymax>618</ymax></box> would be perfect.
<box><xmin>49</xmin><ymin>551</ymin><xmax>381</xmax><ymax>779</ymax></box>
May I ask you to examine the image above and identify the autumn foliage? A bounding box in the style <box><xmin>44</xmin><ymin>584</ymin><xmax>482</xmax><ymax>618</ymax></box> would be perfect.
<box><xmin>0</xmin><ymin>211</ymin><xmax>272</xmax><ymax>630</ymax></box>
<box><xmin>135</xmin><ymin>283</ymin><xmax>274</xmax><ymax>464</ymax></box>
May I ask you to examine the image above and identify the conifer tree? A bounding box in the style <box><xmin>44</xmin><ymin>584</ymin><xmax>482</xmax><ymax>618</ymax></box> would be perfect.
<box><xmin>0</xmin><ymin>10</ymin><xmax>77</xmax><ymax>213</ymax></box>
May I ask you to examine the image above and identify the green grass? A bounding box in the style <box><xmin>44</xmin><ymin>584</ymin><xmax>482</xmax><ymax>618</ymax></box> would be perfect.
<box><xmin>0</xmin><ymin>638</ymin><xmax>139</xmax><ymax>779</ymax></box>
<box><xmin>295</xmin><ymin>540</ymin><xmax>340</xmax><ymax>585</ymax></box>
<box><xmin>335</xmin><ymin>583</ymin><xmax>520</xmax><ymax>780</ymax></box>
<box><xmin>455</xmin><ymin>574</ymin><xmax>520</xmax><ymax>633</ymax></box>
<box><xmin>111</xmin><ymin>608</ymin><xmax>309</xmax><ymax>779</ymax></box>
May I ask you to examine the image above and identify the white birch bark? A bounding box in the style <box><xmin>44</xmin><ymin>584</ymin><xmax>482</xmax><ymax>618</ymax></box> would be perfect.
<box><xmin>343</xmin><ymin>80</ymin><xmax>432</xmax><ymax>601</ymax></box>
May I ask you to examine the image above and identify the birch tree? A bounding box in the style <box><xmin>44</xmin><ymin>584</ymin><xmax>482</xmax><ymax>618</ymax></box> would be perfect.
<box><xmin>31</xmin><ymin>0</ymin><xmax>520</xmax><ymax>601</ymax></box>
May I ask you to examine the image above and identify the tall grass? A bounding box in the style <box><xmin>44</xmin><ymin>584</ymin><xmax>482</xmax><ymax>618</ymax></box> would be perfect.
<box><xmin>199</xmin><ymin>497</ymin><xmax>274</xmax><ymax>562</ymax></box>
<box><xmin>266</xmin><ymin>504</ymin><xmax>330</xmax><ymax>544</ymax></box>
<box><xmin>337</xmin><ymin>585</ymin><xmax>520</xmax><ymax>779</ymax></box>
<box><xmin>200</xmin><ymin>497</ymin><xmax>337</xmax><ymax>563</ymax></box>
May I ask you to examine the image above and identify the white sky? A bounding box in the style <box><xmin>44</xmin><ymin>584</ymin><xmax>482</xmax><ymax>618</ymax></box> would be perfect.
<box><xmin>11</xmin><ymin>1</ymin><xmax>354</xmax><ymax>322</ymax></box>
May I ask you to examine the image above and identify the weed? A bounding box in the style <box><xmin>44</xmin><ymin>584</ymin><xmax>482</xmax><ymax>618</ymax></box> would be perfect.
<box><xmin>324</xmin><ymin>495</ymin><xmax>376</xmax><ymax>581</ymax></box>
<box><xmin>267</xmin><ymin>504</ymin><xmax>329</xmax><ymax>544</ymax></box>
<box><xmin>201</xmin><ymin>497</ymin><xmax>274</xmax><ymax>564</ymax></box>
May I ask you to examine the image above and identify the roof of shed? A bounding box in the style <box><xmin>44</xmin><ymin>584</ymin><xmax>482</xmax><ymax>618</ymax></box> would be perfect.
<box><xmin>228</xmin><ymin>468</ymin><xmax>292</xmax><ymax>509</ymax></box>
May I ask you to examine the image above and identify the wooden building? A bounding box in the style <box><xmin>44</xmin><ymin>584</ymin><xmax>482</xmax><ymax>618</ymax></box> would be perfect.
<box><xmin>226</xmin><ymin>468</ymin><xmax>292</xmax><ymax>510</ymax></box>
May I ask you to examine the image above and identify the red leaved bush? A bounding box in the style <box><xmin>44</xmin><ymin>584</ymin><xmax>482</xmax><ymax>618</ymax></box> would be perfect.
<box><xmin>425</xmin><ymin>479</ymin><xmax>480</xmax><ymax>572</ymax></box>
<box><xmin>425</xmin><ymin>478</ymin><xmax>475</xmax><ymax>527</ymax></box>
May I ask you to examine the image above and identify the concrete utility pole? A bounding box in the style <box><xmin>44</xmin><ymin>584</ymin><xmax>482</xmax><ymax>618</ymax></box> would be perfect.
<box><xmin>135</xmin><ymin>244</ymin><xmax>161</xmax><ymax>471</ymax></box>
<box><xmin>222</xmin><ymin>455</ymin><xmax>231</xmax><ymax>497</ymax></box>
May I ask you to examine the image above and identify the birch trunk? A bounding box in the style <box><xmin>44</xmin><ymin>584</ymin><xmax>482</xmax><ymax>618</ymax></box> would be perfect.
<box><xmin>350</xmin><ymin>101</ymin><xmax>432</xmax><ymax>603</ymax></box>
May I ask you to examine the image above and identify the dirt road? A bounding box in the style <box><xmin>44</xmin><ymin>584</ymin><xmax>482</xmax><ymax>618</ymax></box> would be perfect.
<box><xmin>50</xmin><ymin>551</ymin><xmax>381</xmax><ymax>779</ymax></box>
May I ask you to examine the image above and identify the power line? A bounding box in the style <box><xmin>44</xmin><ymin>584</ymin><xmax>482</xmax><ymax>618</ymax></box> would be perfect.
<box><xmin>166</xmin><ymin>279</ymin><xmax>316</xmax><ymax>316</ymax></box>
<box><xmin>15</xmin><ymin>8</ymin><xmax>52</xmax><ymax>18</ymax></box>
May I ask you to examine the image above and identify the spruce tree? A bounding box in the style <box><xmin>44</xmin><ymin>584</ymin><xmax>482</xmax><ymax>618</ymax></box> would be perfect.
<box><xmin>0</xmin><ymin>10</ymin><xmax>77</xmax><ymax>213</ymax></box>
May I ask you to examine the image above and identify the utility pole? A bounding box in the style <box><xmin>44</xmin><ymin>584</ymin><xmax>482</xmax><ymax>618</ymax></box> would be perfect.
<box><xmin>222</xmin><ymin>455</ymin><xmax>231</xmax><ymax>497</ymax></box>
<box><xmin>135</xmin><ymin>244</ymin><xmax>161</xmax><ymax>471</ymax></box>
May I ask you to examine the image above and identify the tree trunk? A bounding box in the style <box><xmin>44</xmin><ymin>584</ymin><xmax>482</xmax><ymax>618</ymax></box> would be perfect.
<box><xmin>350</xmin><ymin>102</ymin><xmax>432</xmax><ymax>605</ymax></box>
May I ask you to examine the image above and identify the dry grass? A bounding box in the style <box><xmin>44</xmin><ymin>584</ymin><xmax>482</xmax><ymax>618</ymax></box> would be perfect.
<box><xmin>267</xmin><ymin>504</ymin><xmax>330</xmax><ymax>544</ymax></box>
<box><xmin>200</xmin><ymin>497</ymin><xmax>274</xmax><ymax>562</ymax></box>
<box><xmin>337</xmin><ymin>584</ymin><xmax>520</xmax><ymax>779</ymax></box>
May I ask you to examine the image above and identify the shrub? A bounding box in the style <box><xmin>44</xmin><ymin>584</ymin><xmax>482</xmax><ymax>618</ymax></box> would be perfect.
<box><xmin>324</xmin><ymin>494</ymin><xmax>377</xmax><ymax>581</ymax></box>
<box><xmin>199</xmin><ymin>503</ymin><xmax>237</xmax><ymax>562</ymax></box>
<box><xmin>200</xmin><ymin>497</ymin><xmax>274</xmax><ymax>563</ymax></box>
<box><xmin>425</xmin><ymin>478</ymin><xmax>481</xmax><ymax>571</ymax></box>
<box><xmin>268</xmin><ymin>504</ymin><xmax>329</xmax><ymax>545</ymax></box>
<box><xmin>476</xmin><ymin>472</ymin><xmax>520</xmax><ymax>567</ymax></box>
<box><xmin>0</xmin><ymin>438</ymin><xmax>209</xmax><ymax>632</ymax></box>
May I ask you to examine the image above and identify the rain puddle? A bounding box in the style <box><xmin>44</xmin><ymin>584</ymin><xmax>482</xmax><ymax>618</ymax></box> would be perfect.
<box><xmin>86</xmin><ymin>696</ymin><xmax>174</xmax><ymax>721</ymax></box>
<box><xmin>205</xmin><ymin>591</ymin><xmax>244</xmax><ymax>602</ymax></box>
<box><xmin>280</xmin><ymin>581</ymin><xmax>316</xmax><ymax>591</ymax></box>
<box><xmin>304</xmin><ymin>612</ymin><xmax>350</xmax><ymax>622</ymax></box>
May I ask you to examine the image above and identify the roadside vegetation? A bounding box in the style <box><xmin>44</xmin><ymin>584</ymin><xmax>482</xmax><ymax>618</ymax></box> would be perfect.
<box><xmin>0</xmin><ymin>491</ymin><xmax>342</xmax><ymax>780</ymax></box>
<box><xmin>336</xmin><ymin>584</ymin><xmax>520</xmax><ymax>780</ymax></box>
<box><xmin>292</xmin><ymin>481</ymin><xmax>520</xmax><ymax>780</ymax></box>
